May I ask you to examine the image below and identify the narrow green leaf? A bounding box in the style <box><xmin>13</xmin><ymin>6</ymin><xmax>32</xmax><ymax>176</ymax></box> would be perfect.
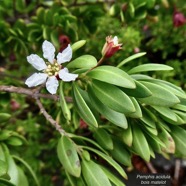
<box><xmin>110</xmin><ymin>139</ymin><xmax>131</xmax><ymax>166</ymax></box>
<box><xmin>82</xmin><ymin>159</ymin><xmax>112</xmax><ymax>186</ymax></box>
<box><xmin>66</xmin><ymin>171</ymin><xmax>86</xmax><ymax>186</ymax></box>
<box><xmin>71</xmin><ymin>40</ymin><xmax>86</xmax><ymax>52</ymax></box>
<box><xmin>140</xmin><ymin>108</ymin><xmax>156</xmax><ymax>129</ymax></box>
<box><xmin>158</xmin><ymin>128</ymin><xmax>175</xmax><ymax>154</ymax></box>
<box><xmin>152</xmin><ymin>106</ymin><xmax>177</xmax><ymax>122</ymax></box>
<box><xmin>127</xmin><ymin>97</ymin><xmax>142</xmax><ymax>118</ymax></box>
<box><xmin>92</xmin><ymin>80</ymin><xmax>135</xmax><ymax>114</ymax></box>
<box><xmin>132</xmin><ymin>124</ymin><xmax>150</xmax><ymax>161</ymax></box>
<box><xmin>0</xmin><ymin>178</ymin><xmax>16</xmax><ymax>186</ymax></box>
<box><xmin>6</xmin><ymin>136</ymin><xmax>23</xmax><ymax>146</ymax></box>
<box><xmin>121</xmin><ymin>124</ymin><xmax>133</xmax><ymax>147</ymax></box>
<box><xmin>0</xmin><ymin>160</ymin><xmax>7</xmax><ymax>177</ymax></box>
<box><xmin>170</xmin><ymin>126</ymin><xmax>186</xmax><ymax>156</ymax></box>
<box><xmin>128</xmin><ymin>64</ymin><xmax>173</xmax><ymax>74</ymax></box>
<box><xmin>82</xmin><ymin>146</ymin><xmax>127</xmax><ymax>179</ymax></box>
<box><xmin>117</xmin><ymin>52</ymin><xmax>146</xmax><ymax>67</ymax></box>
<box><xmin>59</xmin><ymin>81</ymin><xmax>71</xmax><ymax>122</ymax></box>
<box><xmin>50</xmin><ymin>30</ymin><xmax>60</xmax><ymax>49</ymax></box>
<box><xmin>87</xmin><ymin>66</ymin><xmax>136</xmax><ymax>88</ymax></box>
<box><xmin>0</xmin><ymin>113</ymin><xmax>11</xmax><ymax>123</ymax></box>
<box><xmin>88</xmin><ymin>85</ymin><xmax>128</xmax><ymax>128</ymax></box>
<box><xmin>12</xmin><ymin>156</ymin><xmax>40</xmax><ymax>186</ymax></box>
<box><xmin>101</xmin><ymin>166</ymin><xmax>126</xmax><ymax>186</ymax></box>
<box><xmin>121</xmin><ymin>80</ymin><xmax>152</xmax><ymax>98</ymax></box>
<box><xmin>0</xmin><ymin>130</ymin><xmax>13</xmax><ymax>141</ymax></box>
<box><xmin>73</xmin><ymin>83</ymin><xmax>98</xmax><ymax>128</ymax></box>
<box><xmin>67</xmin><ymin>55</ymin><xmax>97</xmax><ymax>69</ymax></box>
<box><xmin>57</xmin><ymin>135</ymin><xmax>81</xmax><ymax>177</ymax></box>
<box><xmin>138</xmin><ymin>81</ymin><xmax>180</xmax><ymax>107</ymax></box>
<box><xmin>140</xmin><ymin>79</ymin><xmax>186</xmax><ymax>98</ymax></box>
<box><xmin>93</xmin><ymin>128</ymin><xmax>113</xmax><ymax>150</ymax></box>
<box><xmin>17</xmin><ymin>166</ymin><xmax>28</xmax><ymax>186</ymax></box>
<box><xmin>69</xmin><ymin>134</ymin><xmax>108</xmax><ymax>155</ymax></box>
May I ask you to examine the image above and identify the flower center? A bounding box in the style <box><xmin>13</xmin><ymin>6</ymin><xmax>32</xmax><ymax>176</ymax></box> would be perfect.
<box><xmin>44</xmin><ymin>60</ymin><xmax>61</xmax><ymax>76</ymax></box>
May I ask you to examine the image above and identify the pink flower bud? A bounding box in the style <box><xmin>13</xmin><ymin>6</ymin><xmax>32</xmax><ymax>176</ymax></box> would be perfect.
<box><xmin>101</xmin><ymin>36</ymin><xmax>122</xmax><ymax>58</ymax></box>
<box><xmin>134</xmin><ymin>47</ymin><xmax>140</xmax><ymax>53</ymax></box>
<box><xmin>173</xmin><ymin>10</ymin><xmax>186</xmax><ymax>27</ymax></box>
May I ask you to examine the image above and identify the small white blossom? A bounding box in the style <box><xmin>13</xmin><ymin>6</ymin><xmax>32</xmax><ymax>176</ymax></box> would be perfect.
<box><xmin>25</xmin><ymin>40</ymin><xmax>78</xmax><ymax>94</ymax></box>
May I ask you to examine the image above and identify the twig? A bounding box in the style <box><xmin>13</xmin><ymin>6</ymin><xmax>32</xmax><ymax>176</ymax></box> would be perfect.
<box><xmin>146</xmin><ymin>162</ymin><xmax>157</xmax><ymax>174</ymax></box>
<box><xmin>35</xmin><ymin>98</ymin><xmax>66</xmax><ymax>135</ymax></box>
<box><xmin>0</xmin><ymin>85</ymin><xmax>73</xmax><ymax>134</ymax></box>
<box><xmin>0</xmin><ymin>85</ymin><xmax>72</xmax><ymax>102</ymax></box>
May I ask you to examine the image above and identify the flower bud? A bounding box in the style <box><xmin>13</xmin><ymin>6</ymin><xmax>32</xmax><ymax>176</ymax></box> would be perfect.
<box><xmin>101</xmin><ymin>36</ymin><xmax>122</xmax><ymax>58</ymax></box>
<box><xmin>173</xmin><ymin>10</ymin><xmax>186</xmax><ymax>27</ymax></box>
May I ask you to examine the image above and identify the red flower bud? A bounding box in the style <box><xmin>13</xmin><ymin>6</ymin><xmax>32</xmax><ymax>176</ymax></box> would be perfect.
<box><xmin>58</xmin><ymin>35</ymin><xmax>70</xmax><ymax>52</ymax></box>
<box><xmin>79</xmin><ymin>119</ymin><xmax>88</xmax><ymax>129</ymax></box>
<box><xmin>101</xmin><ymin>36</ymin><xmax>122</xmax><ymax>58</ymax></box>
<box><xmin>173</xmin><ymin>10</ymin><xmax>186</xmax><ymax>27</ymax></box>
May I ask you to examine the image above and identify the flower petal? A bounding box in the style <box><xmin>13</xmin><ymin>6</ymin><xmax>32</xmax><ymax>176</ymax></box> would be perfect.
<box><xmin>59</xmin><ymin>68</ymin><xmax>78</xmax><ymax>82</ymax></box>
<box><xmin>27</xmin><ymin>54</ymin><xmax>47</xmax><ymax>71</ymax></box>
<box><xmin>57</xmin><ymin>44</ymin><xmax>72</xmax><ymax>64</ymax></box>
<box><xmin>42</xmin><ymin>40</ymin><xmax>55</xmax><ymax>63</ymax></box>
<box><xmin>46</xmin><ymin>76</ymin><xmax>59</xmax><ymax>94</ymax></box>
<box><xmin>25</xmin><ymin>73</ymin><xmax>48</xmax><ymax>87</ymax></box>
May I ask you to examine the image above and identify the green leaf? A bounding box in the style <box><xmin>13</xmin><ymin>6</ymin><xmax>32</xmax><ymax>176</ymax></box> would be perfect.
<box><xmin>128</xmin><ymin>64</ymin><xmax>173</xmax><ymax>74</ymax></box>
<box><xmin>59</xmin><ymin>81</ymin><xmax>71</xmax><ymax>123</ymax></box>
<box><xmin>140</xmin><ymin>79</ymin><xmax>186</xmax><ymax>98</ymax></box>
<box><xmin>101</xmin><ymin>166</ymin><xmax>126</xmax><ymax>186</ymax></box>
<box><xmin>93</xmin><ymin>128</ymin><xmax>113</xmax><ymax>150</ymax></box>
<box><xmin>152</xmin><ymin>106</ymin><xmax>177</xmax><ymax>122</ymax></box>
<box><xmin>82</xmin><ymin>159</ymin><xmax>112</xmax><ymax>186</ymax></box>
<box><xmin>0</xmin><ymin>178</ymin><xmax>16</xmax><ymax>186</ymax></box>
<box><xmin>158</xmin><ymin>127</ymin><xmax>175</xmax><ymax>154</ymax></box>
<box><xmin>0</xmin><ymin>160</ymin><xmax>7</xmax><ymax>177</ymax></box>
<box><xmin>69</xmin><ymin>134</ymin><xmax>108</xmax><ymax>155</ymax></box>
<box><xmin>110</xmin><ymin>139</ymin><xmax>131</xmax><ymax>166</ymax></box>
<box><xmin>87</xmin><ymin>66</ymin><xmax>136</xmax><ymax>88</ymax></box>
<box><xmin>132</xmin><ymin>124</ymin><xmax>150</xmax><ymax>161</ymax></box>
<box><xmin>12</xmin><ymin>156</ymin><xmax>40</xmax><ymax>186</ymax></box>
<box><xmin>140</xmin><ymin>108</ymin><xmax>156</xmax><ymax>129</ymax></box>
<box><xmin>117</xmin><ymin>52</ymin><xmax>146</xmax><ymax>67</ymax></box>
<box><xmin>66</xmin><ymin>171</ymin><xmax>86</xmax><ymax>186</ymax></box>
<box><xmin>121</xmin><ymin>80</ymin><xmax>152</xmax><ymax>98</ymax></box>
<box><xmin>73</xmin><ymin>83</ymin><xmax>98</xmax><ymax>128</ymax></box>
<box><xmin>67</xmin><ymin>55</ymin><xmax>97</xmax><ymax>69</ymax></box>
<box><xmin>82</xmin><ymin>146</ymin><xmax>127</xmax><ymax>179</ymax></box>
<box><xmin>50</xmin><ymin>30</ymin><xmax>60</xmax><ymax>49</ymax></box>
<box><xmin>129</xmin><ymin>2</ymin><xmax>135</xmax><ymax>17</ymax></box>
<box><xmin>15</xmin><ymin>0</ymin><xmax>26</xmax><ymax>12</ymax></box>
<box><xmin>0</xmin><ymin>113</ymin><xmax>11</xmax><ymax>123</ymax></box>
<box><xmin>138</xmin><ymin>81</ymin><xmax>180</xmax><ymax>107</ymax></box>
<box><xmin>88</xmin><ymin>85</ymin><xmax>128</xmax><ymax>128</ymax></box>
<box><xmin>6</xmin><ymin>136</ymin><xmax>23</xmax><ymax>146</ymax></box>
<box><xmin>170</xmin><ymin>126</ymin><xmax>186</xmax><ymax>156</ymax></box>
<box><xmin>126</xmin><ymin>97</ymin><xmax>142</xmax><ymax>118</ymax></box>
<box><xmin>57</xmin><ymin>135</ymin><xmax>81</xmax><ymax>177</ymax></box>
<box><xmin>0</xmin><ymin>130</ymin><xmax>13</xmax><ymax>141</ymax></box>
<box><xmin>121</xmin><ymin>124</ymin><xmax>133</xmax><ymax>147</ymax></box>
<box><xmin>91</xmin><ymin>80</ymin><xmax>135</xmax><ymax>114</ymax></box>
<box><xmin>17</xmin><ymin>166</ymin><xmax>28</xmax><ymax>186</ymax></box>
<box><xmin>71</xmin><ymin>40</ymin><xmax>86</xmax><ymax>52</ymax></box>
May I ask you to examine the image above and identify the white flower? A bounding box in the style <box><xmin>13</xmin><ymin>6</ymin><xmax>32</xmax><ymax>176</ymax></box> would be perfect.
<box><xmin>25</xmin><ymin>40</ymin><xmax>78</xmax><ymax>94</ymax></box>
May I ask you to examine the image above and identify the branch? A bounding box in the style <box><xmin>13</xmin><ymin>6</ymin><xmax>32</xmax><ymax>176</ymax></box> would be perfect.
<box><xmin>35</xmin><ymin>98</ymin><xmax>66</xmax><ymax>135</ymax></box>
<box><xmin>0</xmin><ymin>85</ymin><xmax>72</xmax><ymax>102</ymax></box>
<box><xmin>0</xmin><ymin>85</ymin><xmax>72</xmax><ymax>134</ymax></box>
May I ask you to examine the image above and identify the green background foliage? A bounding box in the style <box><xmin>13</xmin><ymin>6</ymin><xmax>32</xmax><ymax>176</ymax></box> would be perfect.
<box><xmin>0</xmin><ymin>0</ymin><xmax>186</xmax><ymax>185</ymax></box>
